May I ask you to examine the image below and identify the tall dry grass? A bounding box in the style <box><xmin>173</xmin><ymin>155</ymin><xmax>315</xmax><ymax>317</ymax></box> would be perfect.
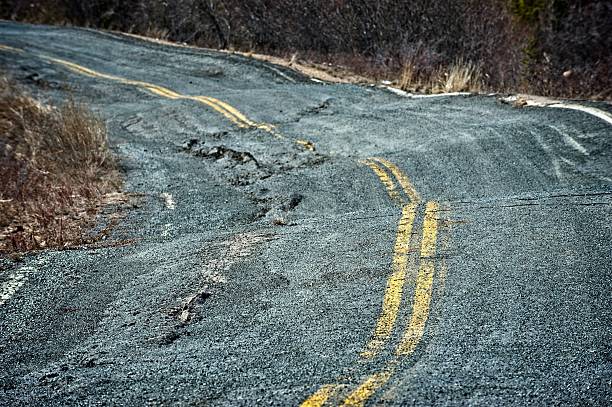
<box><xmin>399</xmin><ymin>59</ymin><xmax>482</xmax><ymax>94</ymax></box>
<box><xmin>438</xmin><ymin>59</ymin><xmax>482</xmax><ymax>93</ymax></box>
<box><xmin>0</xmin><ymin>76</ymin><xmax>123</xmax><ymax>253</ymax></box>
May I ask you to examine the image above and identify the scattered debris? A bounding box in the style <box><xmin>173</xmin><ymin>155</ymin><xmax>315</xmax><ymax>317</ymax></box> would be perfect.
<box><xmin>182</xmin><ymin>139</ymin><xmax>259</xmax><ymax>167</ymax></box>
<box><xmin>169</xmin><ymin>290</ymin><xmax>211</xmax><ymax>324</ymax></box>
<box><xmin>20</xmin><ymin>67</ymin><xmax>66</xmax><ymax>90</ymax></box>
<box><xmin>305</xmin><ymin>98</ymin><xmax>333</xmax><ymax>115</ymax></box>
<box><xmin>272</xmin><ymin>217</ymin><xmax>287</xmax><ymax>226</ymax></box>
<box><xmin>154</xmin><ymin>330</ymin><xmax>182</xmax><ymax>346</ymax></box>
<box><xmin>193</xmin><ymin>67</ymin><xmax>224</xmax><ymax>78</ymax></box>
<box><xmin>182</xmin><ymin>135</ymin><xmax>325</xmax><ymax>225</ymax></box>
<box><xmin>160</xmin><ymin>192</ymin><xmax>176</xmax><ymax>210</ymax></box>
<box><xmin>499</xmin><ymin>94</ymin><xmax>528</xmax><ymax>108</ymax></box>
<box><xmin>513</xmin><ymin>96</ymin><xmax>528</xmax><ymax>108</ymax></box>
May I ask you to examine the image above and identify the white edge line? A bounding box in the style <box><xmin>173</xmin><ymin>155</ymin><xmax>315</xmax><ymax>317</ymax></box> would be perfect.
<box><xmin>0</xmin><ymin>266</ymin><xmax>36</xmax><ymax>306</ymax></box>
<box><xmin>500</xmin><ymin>96</ymin><xmax>612</xmax><ymax>127</ymax></box>
<box><xmin>409</xmin><ymin>91</ymin><xmax>472</xmax><ymax>98</ymax></box>
<box><xmin>546</xmin><ymin>103</ymin><xmax>612</xmax><ymax>127</ymax></box>
<box><xmin>380</xmin><ymin>85</ymin><xmax>471</xmax><ymax>99</ymax></box>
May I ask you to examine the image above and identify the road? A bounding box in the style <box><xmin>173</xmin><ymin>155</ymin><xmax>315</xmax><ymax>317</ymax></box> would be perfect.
<box><xmin>0</xmin><ymin>21</ymin><xmax>611</xmax><ymax>406</ymax></box>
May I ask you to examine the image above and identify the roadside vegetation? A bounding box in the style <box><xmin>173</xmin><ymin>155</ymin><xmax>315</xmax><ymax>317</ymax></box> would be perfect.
<box><xmin>0</xmin><ymin>75</ymin><xmax>124</xmax><ymax>253</ymax></box>
<box><xmin>2</xmin><ymin>1</ymin><xmax>610</xmax><ymax>98</ymax></box>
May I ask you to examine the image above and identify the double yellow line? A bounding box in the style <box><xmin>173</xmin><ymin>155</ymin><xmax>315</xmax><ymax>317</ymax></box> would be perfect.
<box><xmin>0</xmin><ymin>44</ymin><xmax>314</xmax><ymax>150</ymax></box>
<box><xmin>302</xmin><ymin>158</ymin><xmax>440</xmax><ymax>407</ymax></box>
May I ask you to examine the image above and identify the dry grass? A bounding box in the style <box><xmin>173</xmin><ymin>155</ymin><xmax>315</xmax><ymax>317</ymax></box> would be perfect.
<box><xmin>0</xmin><ymin>75</ymin><xmax>124</xmax><ymax>253</ymax></box>
<box><xmin>399</xmin><ymin>58</ymin><xmax>482</xmax><ymax>94</ymax></box>
<box><xmin>439</xmin><ymin>59</ymin><xmax>482</xmax><ymax>93</ymax></box>
<box><xmin>398</xmin><ymin>63</ymin><xmax>417</xmax><ymax>91</ymax></box>
<box><xmin>143</xmin><ymin>26</ymin><xmax>170</xmax><ymax>41</ymax></box>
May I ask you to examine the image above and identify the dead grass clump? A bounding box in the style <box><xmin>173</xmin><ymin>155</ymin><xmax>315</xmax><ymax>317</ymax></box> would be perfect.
<box><xmin>143</xmin><ymin>26</ymin><xmax>170</xmax><ymax>41</ymax></box>
<box><xmin>438</xmin><ymin>59</ymin><xmax>482</xmax><ymax>93</ymax></box>
<box><xmin>399</xmin><ymin>58</ymin><xmax>482</xmax><ymax>94</ymax></box>
<box><xmin>398</xmin><ymin>63</ymin><xmax>417</xmax><ymax>91</ymax></box>
<box><xmin>0</xmin><ymin>76</ymin><xmax>123</xmax><ymax>253</ymax></box>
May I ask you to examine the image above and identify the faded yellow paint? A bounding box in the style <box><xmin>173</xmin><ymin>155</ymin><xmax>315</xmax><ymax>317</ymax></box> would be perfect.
<box><xmin>341</xmin><ymin>368</ymin><xmax>394</xmax><ymax>407</ymax></box>
<box><xmin>395</xmin><ymin>259</ymin><xmax>435</xmax><ymax>355</ymax></box>
<box><xmin>300</xmin><ymin>384</ymin><xmax>341</xmax><ymax>407</ymax></box>
<box><xmin>196</xmin><ymin>95</ymin><xmax>258</xmax><ymax>127</ymax></box>
<box><xmin>359</xmin><ymin>159</ymin><xmax>404</xmax><ymax>205</ymax></box>
<box><xmin>1</xmin><ymin>44</ymin><xmax>315</xmax><ymax>148</ymax></box>
<box><xmin>360</xmin><ymin>203</ymin><xmax>417</xmax><ymax>359</ymax></box>
<box><xmin>297</xmin><ymin>139</ymin><xmax>316</xmax><ymax>151</ymax></box>
<box><xmin>371</xmin><ymin>157</ymin><xmax>421</xmax><ymax>204</ymax></box>
<box><xmin>186</xmin><ymin>95</ymin><xmax>249</xmax><ymax>126</ymax></box>
<box><xmin>0</xmin><ymin>44</ymin><xmax>22</xmax><ymax>53</ymax></box>
<box><xmin>396</xmin><ymin>201</ymin><xmax>438</xmax><ymax>356</ymax></box>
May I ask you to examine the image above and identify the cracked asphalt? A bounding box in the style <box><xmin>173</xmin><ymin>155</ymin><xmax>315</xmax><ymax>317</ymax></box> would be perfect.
<box><xmin>0</xmin><ymin>21</ymin><xmax>611</xmax><ymax>406</ymax></box>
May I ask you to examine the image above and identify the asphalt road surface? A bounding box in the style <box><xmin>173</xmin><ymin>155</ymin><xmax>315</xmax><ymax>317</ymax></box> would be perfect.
<box><xmin>1</xmin><ymin>21</ymin><xmax>611</xmax><ymax>406</ymax></box>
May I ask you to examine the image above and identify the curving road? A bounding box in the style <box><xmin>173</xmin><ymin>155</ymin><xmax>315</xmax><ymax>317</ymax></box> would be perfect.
<box><xmin>0</xmin><ymin>21</ymin><xmax>611</xmax><ymax>406</ymax></box>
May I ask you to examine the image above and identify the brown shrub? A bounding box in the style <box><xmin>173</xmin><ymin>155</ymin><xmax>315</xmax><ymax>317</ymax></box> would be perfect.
<box><xmin>0</xmin><ymin>76</ymin><xmax>123</xmax><ymax>253</ymax></box>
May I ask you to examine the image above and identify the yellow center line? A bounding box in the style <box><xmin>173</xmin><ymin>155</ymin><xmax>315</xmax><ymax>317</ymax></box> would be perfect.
<box><xmin>186</xmin><ymin>95</ymin><xmax>249</xmax><ymax>126</ymax></box>
<box><xmin>300</xmin><ymin>384</ymin><xmax>344</xmax><ymax>407</ymax></box>
<box><xmin>359</xmin><ymin>159</ymin><xmax>404</xmax><ymax>205</ymax></box>
<box><xmin>339</xmin><ymin>201</ymin><xmax>440</xmax><ymax>406</ymax></box>
<box><xmin>302</xmin><ymin>159</ymin><xmax>429</xmax><ymax>406</ymax></box>
<box><xmin>396</xmin><ymin>201</ymin><xmax>438</xmax><ymax>355</ymax></box>
<box><xmin>0</xmin><ymin>44</ymin><xmax>23</xmax><ymax>53</ymax></box>
<box><xmin>341</xmin><ymin>367</ymin><xmax>395</xmax><ymax>407</ymax></box>
<box><xmin>203</xmin><ymin>96</ymin><xmax>258</xmax><ymax>126</ymax></box>
<box><xmin>46</xmin><ymin>56</ymin><xmax>248</xmax><ymax>126</ymax></box>
<box><xmin>1</xmin><ymin>44</ymin><xmax>315</xmax><ymax>147</ymax></box>
<box><xmin>370</xmin><ymin>157</ymin><xmax>421</xmax><ymax>204</ymax></box>
<box><xmin>360</xmin><ymin>203</ymin><xmax>417</xmax><ymax>359</ymax></box>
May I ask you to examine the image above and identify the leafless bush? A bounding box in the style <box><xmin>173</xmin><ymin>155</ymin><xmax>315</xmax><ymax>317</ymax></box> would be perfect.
<box><xmin>529</xmin><ymin>1</ymin><xmax>612</xmax><ymax>99</ymax></box>
<box><xmin>2</xmin><ymin>0</ymin><xmax>609</xmax><ymax>98</ymax></box>
<box><xmin>0</xmin><ymin>76</ymin><xmax>123</xmax><ymax>253</ymax></box>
